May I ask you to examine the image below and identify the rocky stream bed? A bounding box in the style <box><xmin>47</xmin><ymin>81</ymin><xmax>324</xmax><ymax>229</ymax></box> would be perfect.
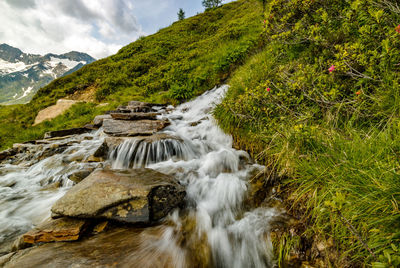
<box><xmin>0</xmin><ymin>86</ymin><xmax>290</xmax><ymax>267</ymax></box>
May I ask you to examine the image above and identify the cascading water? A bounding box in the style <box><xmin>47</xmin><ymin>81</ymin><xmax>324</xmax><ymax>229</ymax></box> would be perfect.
<box><xmin>0</xmin><ymin>85</ymin><xmax>280</xmax><ymax>267</ymax></box>
<box><xmin>111</xmin><ymin>85</ymin><xmax>278</xmax><ymax>267</ymax></box>
<box><xmin>0</xmin><ymin>131</ymin><xmax>105</xmax><ymax>253</ymax></box>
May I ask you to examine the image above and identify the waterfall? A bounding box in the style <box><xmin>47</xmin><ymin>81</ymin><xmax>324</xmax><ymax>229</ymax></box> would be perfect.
<box><xmin>110</xmin><ymin>85</ymin><xmax>278</xmax><ymax>267</ymax></box>
<box><xmin>0</xmin><ymin>85</ymin><xmax>279</xmax><ymax>267</ymax></box>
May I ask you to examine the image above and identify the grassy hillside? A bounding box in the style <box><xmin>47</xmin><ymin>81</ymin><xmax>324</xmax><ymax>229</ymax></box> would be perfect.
<box><xmin>1</xmin><ymin>0</ymin><xmax>399</xmax><ymax>266</ymax></box>
<box><xmin>0</xmin><ymin>0</ymin><xmax>263</xmax><ymax>150</ymax></box>
<box><xmin>215</xmin><ymin>0</ymin><xmax>400</xmax><ymax>266</ymax></box>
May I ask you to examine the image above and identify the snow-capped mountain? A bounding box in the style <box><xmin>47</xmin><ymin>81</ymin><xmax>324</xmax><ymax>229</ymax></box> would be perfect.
<box><xmin>0</xmin><ymin>44</ymin><xmax>95</xmax><ymax>104</ymax></box>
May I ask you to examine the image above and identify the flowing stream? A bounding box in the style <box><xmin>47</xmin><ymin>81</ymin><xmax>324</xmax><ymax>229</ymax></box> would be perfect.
<box><xmin>0</xmin><ymin>86</ymin><xmax>279</xmax><ymax>267</ymax></box>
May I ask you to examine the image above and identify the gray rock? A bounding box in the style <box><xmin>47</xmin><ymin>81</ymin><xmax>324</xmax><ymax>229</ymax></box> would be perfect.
<box><xmin>102</xmin><ymin>119</ymin><xmax>170</xmax><ymax>137</ymax></box>
<box><xmin>44</xmin><ymin>128</ymin><xmax>91</xmax><ymax>139</ymax></box>
<box><xmin>68</xmin><ymin>169</ymin><xmax>94</xmax><ymax>183</ymax></box>
<box><xmin>110</xmin><ymin>112</ymin><xmax>159</xmax><ymax>121</ymax></box>
<box><xmin>0</xmin><ymin>148</ymin><xmax>18</xmax><ymax>161</ymax></box>
<box><xmin>51</xmin><ymin>169</ymin><xmax>185</xmax><ymax>224</ymax></box>
<box><xmin>93</xmin><ymin>114</ymin><xmax>112</xmax><ymax>127</ymax></box>
<box><xmin>3</xmin><ymin>226</ymin><xmax>198</xmax><ymax>268</ymax></box>
<box><xmin>127</xmin><ymin>101</ymin><xmax>167</xmax><ymax>108</ymax></box>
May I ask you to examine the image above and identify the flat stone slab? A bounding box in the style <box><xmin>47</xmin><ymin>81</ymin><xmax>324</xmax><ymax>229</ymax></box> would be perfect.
<box><xmin>102</xmin><ymin>119</ymin><xmax>170</xmax><ymax>137</ymax></box>
<box><xmin>23</xmin><ymin>218</ymin><xmax>88</xmax><ymax>244</ymax></box>
<box><xmin>44</xmin><ymin>127</ymin><xmax>91</xmax><ymax>139</ymax></box>
<box><xmin>110</xmin><ymin>112</ymin><xmax>159</xmax><ymax>121</ymax></box>
<box><xmin>51</xmin><ymin>169</ymin><xmax>185</xmax><ymax>223</ymax></box>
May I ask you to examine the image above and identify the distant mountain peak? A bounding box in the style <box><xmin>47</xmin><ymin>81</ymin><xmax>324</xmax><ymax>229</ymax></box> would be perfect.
<box><xmin>0</xmin><ymin>43</ymin><xmax>95</xmax><ymax>105</ymax></box>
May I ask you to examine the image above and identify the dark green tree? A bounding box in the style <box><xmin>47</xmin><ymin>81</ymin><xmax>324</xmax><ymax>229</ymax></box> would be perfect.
<box><xmin>178</xmin><ymin>8</ymin><xmax>185</xmax><ymax>21</ymax></box>
<box><xmin>202</xmin><ymin>0</ymin><xmax>222</xmax><ymax>10</ymax></box>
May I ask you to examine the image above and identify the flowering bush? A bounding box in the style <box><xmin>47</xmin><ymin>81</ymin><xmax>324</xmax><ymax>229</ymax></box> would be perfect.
<box><xmin>215</xmin><ymin>0</ymin><xmax>400</xmax><ymax>266</ymax></box>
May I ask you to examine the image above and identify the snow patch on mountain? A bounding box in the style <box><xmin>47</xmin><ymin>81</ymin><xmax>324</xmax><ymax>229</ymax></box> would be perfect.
<box><xmin>0</xmin><ymin>44</ymin><xmax>96</xmax><ymax>105</ymax></box>
<box><xmin>0</xmin><ymin>59</ymin><xmax>29</xmax><ymax>75</ymax></box>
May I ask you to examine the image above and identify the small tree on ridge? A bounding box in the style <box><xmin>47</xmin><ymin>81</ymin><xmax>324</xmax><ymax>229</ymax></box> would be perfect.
<box><xmin>178</xmin><ymin>8</ymin><xmax>185</xmax><ymax>21</ymax></box>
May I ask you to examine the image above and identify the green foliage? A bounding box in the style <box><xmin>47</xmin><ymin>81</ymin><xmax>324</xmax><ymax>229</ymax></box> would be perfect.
<box><xmin>202</xmin><ymin>0</ymin><xmax>222</xmax><ymax>10</ymax></box>
<box><xmin>215</xmin><ymin>0</ymin><xmax>400</xmax><ymax>266</ymax></box>
<box><xmin>0</xmin><ymin>0</ymin><xmax>262</xmax><ymax>150</ymax></box>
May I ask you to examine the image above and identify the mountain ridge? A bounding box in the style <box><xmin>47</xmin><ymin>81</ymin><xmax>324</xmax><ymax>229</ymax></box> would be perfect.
<box><xmin>0</xmin><ymin>43</ymin><xmax>95</xmax><ymax>104</ymax></box>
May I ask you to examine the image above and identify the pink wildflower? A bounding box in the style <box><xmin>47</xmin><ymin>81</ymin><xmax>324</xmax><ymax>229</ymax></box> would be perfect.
<box><xmin>396</xmin><ymin>25</ymin><xmax>400</xmax><ymax>34</ymax></box>
<box><xmin>266</xmin><ymin>87</ymin><xmax>271</xmax><ymax>92</ymax></box>
<box><xmin>328</xmin><ymin>65</ymin><xmax>336</xmax><ymax>73</ymax></box>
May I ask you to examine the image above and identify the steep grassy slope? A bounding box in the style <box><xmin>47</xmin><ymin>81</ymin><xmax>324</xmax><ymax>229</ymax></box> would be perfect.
<box><xmin>215</xmin><ymin>0</ymin><xmax>400</xmax><ymax>266</ymax></box>
<box><xmin>0</xmin><ymin>0</ymin><xmax>262</xmax><ymax>149</ymax></box>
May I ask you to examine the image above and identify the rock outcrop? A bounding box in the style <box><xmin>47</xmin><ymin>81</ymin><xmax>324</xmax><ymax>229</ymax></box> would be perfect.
<box><xmin>51</xmin><ymin>169</ymin><xmax>185</xmax><ymax>224</ymax></box>
<box><xmin>102</xmin><ymin>119</ymin><xmax>170</xmax><ymax>137</ymax></box>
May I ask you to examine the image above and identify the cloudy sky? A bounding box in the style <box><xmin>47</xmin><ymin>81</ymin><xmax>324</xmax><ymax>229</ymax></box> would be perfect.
<box><xmin>0</xmin><ymin>0</ymin><xmax>233</xmax><ymax>59</ymax></box>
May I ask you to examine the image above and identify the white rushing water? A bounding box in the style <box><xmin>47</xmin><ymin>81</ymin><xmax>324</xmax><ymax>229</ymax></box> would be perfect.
<box><xmin>0</xmin><ymin>131</ymin><xmax>105</xmax><ymax>252</ymax></box>
<box><xmin>111</xmin><ymin>86</ymin><xmax>278</xmax><ymax>267</ymax></box>
<box><xmin>0</xmin><ymin>85</ymin><xmax>279</xmax><ymax>267</ymax></box>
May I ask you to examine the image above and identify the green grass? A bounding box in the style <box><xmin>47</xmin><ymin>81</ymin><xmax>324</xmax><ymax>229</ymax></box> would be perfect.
<box><xmin>215</xmin><ymin>0</ymin><xmax>400</xmax><ymax>266</ymax></box>
<box><xmin>1</xmin><ymin>0</ymin><xmax>399</xmax><ymax>266</ymax></box>
<box><xmin>0</xmin><ymin>0</ymin><xmax>263</xmax><ymax>150</ymax></box>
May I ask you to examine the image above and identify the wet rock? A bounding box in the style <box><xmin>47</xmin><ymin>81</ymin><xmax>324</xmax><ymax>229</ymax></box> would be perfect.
<box><xmin>51</xmin><ymin>169</ymin><xmax>185</xmax><ymax>224</ymax></box>
<box><xmin>23</xmin><ymin>140</ymin><xmax>51</xmax><ymax>145</ymax></box>
<box><xmin>104</xmin><ymin>134</ymin><xmax>181</xmax><ymax>152</ymax></box>
<box><xmin>44</xmin><ymin>127</ymin><xmax>91</xmax><ymax>139</ymax></box>
<box><xmin>83</xmin><ymin>124</ymin><xmax>97</xmax><ymax>130</ymax></box>
<box><xmin>37</xmin><ymin>144</ymin><xmax>69</xmax><ymax>160</ymax></box>
<box><xmin>92</xmin><ymin>141</ymin><xmax>109</xmax><ymax>158</ymax></box>
<box><xmin>93</xmin><ymin>114</ymin><xmax>112</xmax><ymax>127</ymax></box>
<box><xmin>103</xmin><ymin>119</ymin><xmax>170</xmax><ymax>137</ymax></box>
<box><xmin>105</xmin><ymin>137</ymin><xmax>129</xmax><ymax>150</ymax></box>
<box><xmin>92</xmin><ymin>221</ymin><xmax>109</xmax><ymax>234</ymax></box>
<box><xmin>22</xmin><ymin>218</ymin><xmax>88</xmax><ymax>245</ymax></box>
<box><xmin>3</xmin><ymin>226</ymin><xmax>193</xmax><ymax>268</ymax></box>
<box><xmin>0</xmin><ymin>252</ymin><xmax>16</xmax><ymax>267</ymax></box>
<box><xmin>86</xmin><ymin>156</ymin><xmax>104</xmax><ymax>162</ymax></box>
<box><xmin>135</xmin><ymin>133</ymin><xmax>183</xmax><ymax>143</ymax></box>
<box><xmin>40</xmin><ymin>182</ymin><xmax>62</xmax><ymax>191</ymax></box>
<box><xmin>0</xmin><ymin>148</ymin><xmax>18</xmax><ymax>161</ymax></box>
<box><xmin>68</xmin><ymin>169</ymin><xmax>94</xmax><ymax>184</ymax></box>
<box><xmin>110</xmin><ymin>112</ymin><xmax>159</xmax><ymax>121</ymax></box>
<box><xmin>128</xmin><ymin>101</ymin><xmax>167</xmax><ymax>108</ymax></box>
<box><xmin>169</xmin><ymin>115</ymin><xmax>183</xmax><ymax>121</ymax></box>
<box><xmin>11</xmin><ymin>236</ymin><xmax>32</xmax><ymax>252</ymax></box>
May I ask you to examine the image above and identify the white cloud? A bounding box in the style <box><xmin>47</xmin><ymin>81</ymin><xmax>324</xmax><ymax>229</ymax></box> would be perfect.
<box><xmin>0</xmin><ymin>0</ymin><xmax>236</xmax><ymax>59</ymax></box>
<box><xmin>0</xmin><ymin>0</ymin><xmax>143</xmax><ymax>59</ymax></box>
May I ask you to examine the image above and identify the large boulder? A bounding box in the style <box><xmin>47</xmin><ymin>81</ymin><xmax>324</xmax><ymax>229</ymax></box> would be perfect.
<box><xmin>22</xmin><ymin>218</ymin><xmax>88</xmax><ymax>245</ymax></box>
<box><xmin>51</xmin><ymin>169</ymin><xmax>185</xmax><ymax>224</ymax></box>
<box><xmin>102</xmin><ymin>119</ymin><xmax>170</xmax><ymax>137</ymax></box>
